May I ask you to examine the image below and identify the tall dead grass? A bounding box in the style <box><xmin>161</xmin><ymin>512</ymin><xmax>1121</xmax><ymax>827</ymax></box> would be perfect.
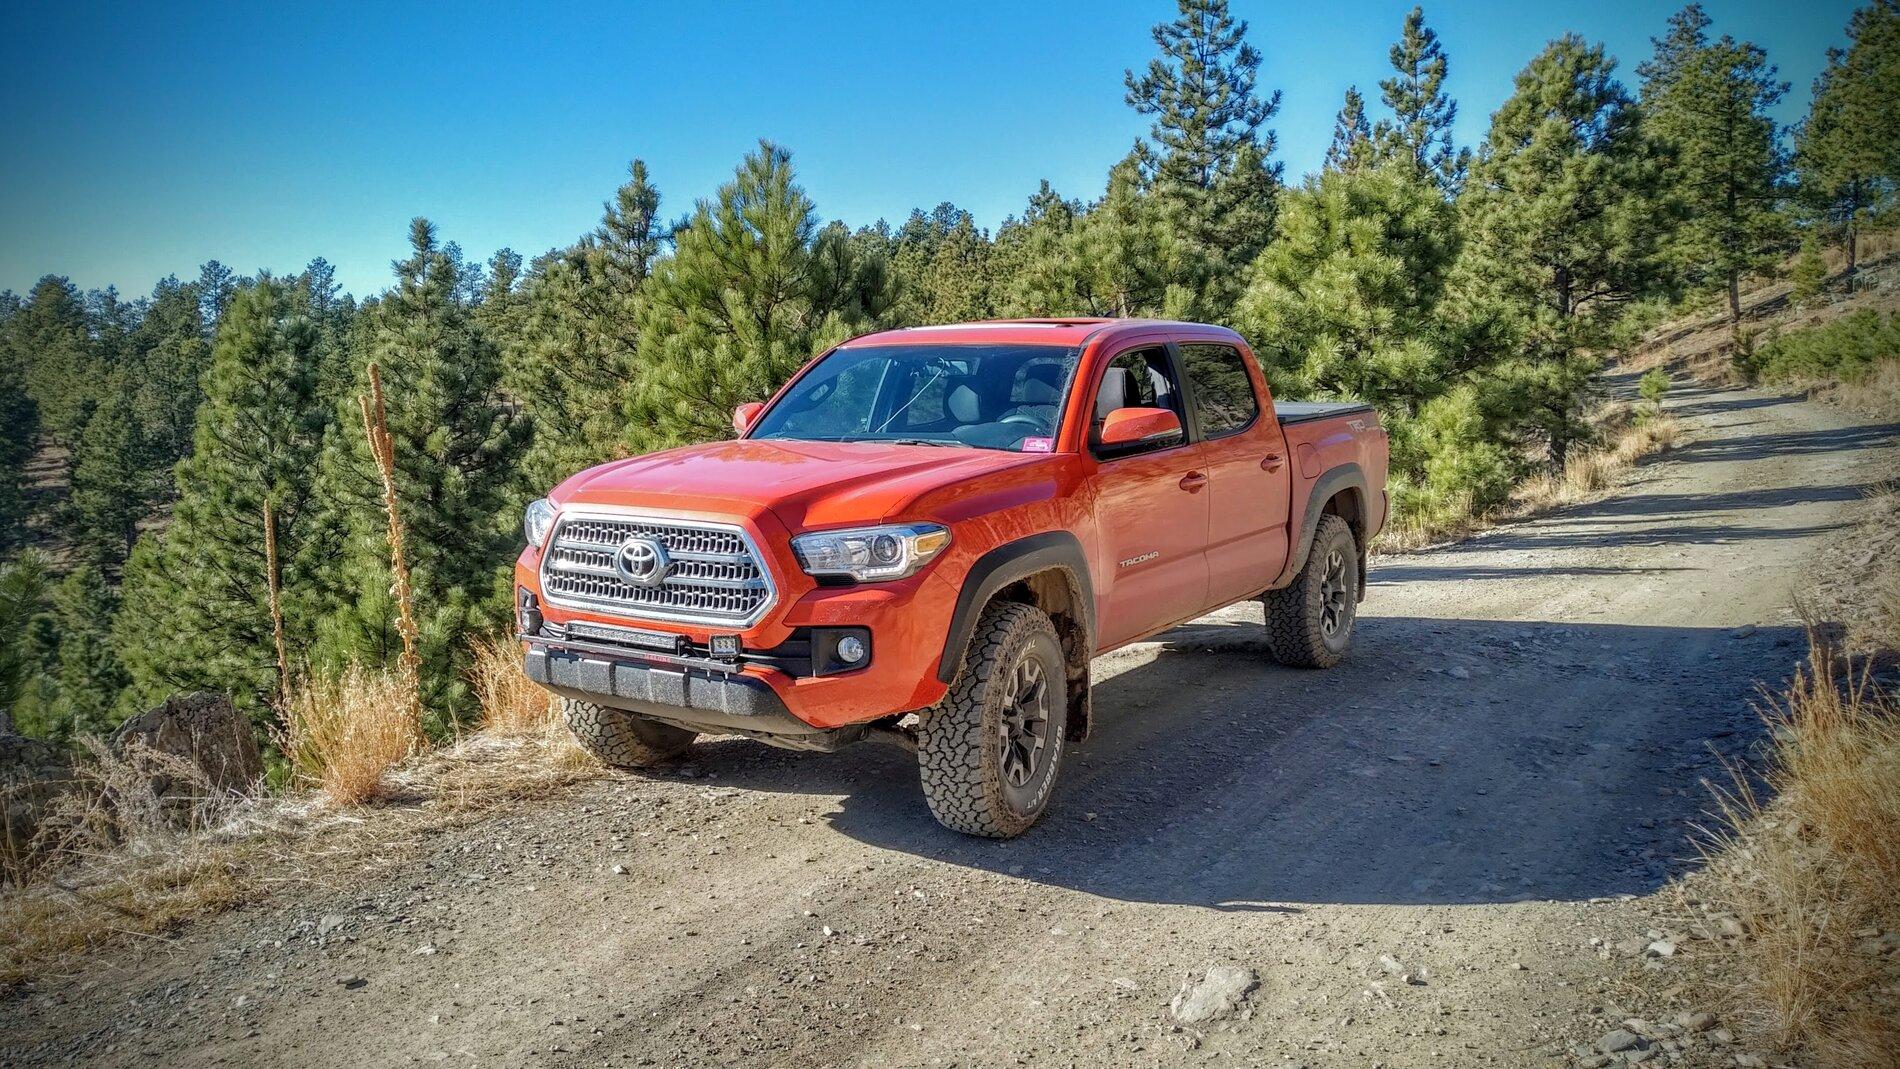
<box><xmin>1380</xmin><ymin>412</ymin><xmax>1680</xmax><ymax>551</ymax></box>
<box><xmin>1695</xmin><ymin>640</ymin><xmax>1900</xmax><ymax>1067</ymax></box>
<box><xmin>468</xmin><ymin>633</ymin><xmax>559</xmax><ymax>735</ymax></box>
<box><xmin>278</xmin><ymin>665</ymin><xmax>424</xmax><ymax>805</ymax></box>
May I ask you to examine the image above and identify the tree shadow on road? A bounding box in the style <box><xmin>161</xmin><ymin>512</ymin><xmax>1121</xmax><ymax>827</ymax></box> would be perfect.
<box><xmin>688</xmin><ymin>615</ymin><xmax>1803</xmax><ymax>911</ymax></box>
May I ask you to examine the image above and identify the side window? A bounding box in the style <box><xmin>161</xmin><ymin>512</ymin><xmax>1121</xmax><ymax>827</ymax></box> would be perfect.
<box><xmin>1091</xmin><ymin>347</ymin><xmax>1185</xmax><ymax>457</ymax></box>
<box><xmin>1180</xmin><ymin>343</ymin><xmax>1260</xmax><ymax>439</ymax></box>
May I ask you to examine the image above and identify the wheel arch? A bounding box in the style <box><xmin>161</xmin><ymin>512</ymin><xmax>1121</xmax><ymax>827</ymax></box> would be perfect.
<box><xmin>1272</xmin><ymin>463</ymin><xmax>1370</xmax><ymax>591</ymax></box>
<box><xmin>937</xmin><ymin>531</ymin><xmax>1096</xmax><ymax>739</ymax></box>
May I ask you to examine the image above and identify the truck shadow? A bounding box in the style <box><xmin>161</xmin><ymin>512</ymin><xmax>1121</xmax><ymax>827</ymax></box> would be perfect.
<box><xmin>689</xmin><ymin>614</ymin><xmax>1803</xmax><ymax>909</ymax></box>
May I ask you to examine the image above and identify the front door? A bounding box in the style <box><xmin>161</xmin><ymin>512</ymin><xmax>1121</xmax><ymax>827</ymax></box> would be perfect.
<box><xmin>1083</xmin><ymin>343</ymin><xmax>1210</xmax><ymax>649</ymax></box>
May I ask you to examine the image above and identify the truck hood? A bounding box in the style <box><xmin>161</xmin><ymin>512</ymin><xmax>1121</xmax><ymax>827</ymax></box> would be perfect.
<box><xmin>553</xmin><ymin>438</ymin><xmax>1054</xmax><ymax>530</ymax></box>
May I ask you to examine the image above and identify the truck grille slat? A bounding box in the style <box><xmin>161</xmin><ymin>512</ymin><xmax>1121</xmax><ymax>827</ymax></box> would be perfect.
<box><xmin>539</xmin><ymin>514</ymin><xmax>776</xmax><ymax>626</ymax></box>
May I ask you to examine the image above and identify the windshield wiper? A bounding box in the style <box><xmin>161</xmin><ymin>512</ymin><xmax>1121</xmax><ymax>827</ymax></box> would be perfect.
<box><xmin>887</xmin><ymin>438</ymin><xmax>974</xmax><ymax>448</ymax></box>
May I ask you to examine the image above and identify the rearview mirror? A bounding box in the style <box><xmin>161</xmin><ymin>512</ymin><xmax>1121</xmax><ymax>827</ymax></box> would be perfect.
<box><xmin>1096</xmin><ymin>407</ymin><xmax>1182</xmax><ymax>454</ymax></box>
<box><xmin>732</xmin><ymin>401</ymin><xmax>766</xmax><ymax>435</ymax></box>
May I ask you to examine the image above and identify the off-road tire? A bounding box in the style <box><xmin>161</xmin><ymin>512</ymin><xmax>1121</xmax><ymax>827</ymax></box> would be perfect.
<box><xmin>917</xmin><ymin>601</ymin><xmax>1068</xmax><ymax>838</ymax></box>
<box><xmin>1264</xmin><ymin>513</ymin><xmax>1359</xmax><ymax>669</ymax></box>
<box><xmin>561</xmin><ymin>697</ymin><xmax>697</xmax><ymax>767</ymax></box>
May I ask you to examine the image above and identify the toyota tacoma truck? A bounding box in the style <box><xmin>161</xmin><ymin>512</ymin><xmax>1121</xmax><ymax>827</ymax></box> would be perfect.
<box><xmin>515</xmin><ymin>319</ymin><xmax>1388</xmax><ymax>837</ymax></box>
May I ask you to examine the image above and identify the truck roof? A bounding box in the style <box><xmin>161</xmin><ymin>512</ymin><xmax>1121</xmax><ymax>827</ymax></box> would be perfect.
<box><xmin>841</xmin><ymin>318</ymin><xmax>1243</xmax><ymax>349</ymax></box>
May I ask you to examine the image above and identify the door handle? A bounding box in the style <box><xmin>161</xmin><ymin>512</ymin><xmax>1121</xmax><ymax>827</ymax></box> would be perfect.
<box><xmin>1261</xmin><ymin>452</ymin><xmax>1284</xmax><ymax>472</ymax></box>
<box><xmin>1179</xmin><ymin>471</ymin><xmax>1208</xmax><ymax>492</ymax></box>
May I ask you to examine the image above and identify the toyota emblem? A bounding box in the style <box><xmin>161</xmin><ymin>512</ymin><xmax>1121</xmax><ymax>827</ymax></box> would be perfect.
<box><xmin>612</xmin><ymin>536</ymin><xmax>671</xmax><ymax>588</ymax></box>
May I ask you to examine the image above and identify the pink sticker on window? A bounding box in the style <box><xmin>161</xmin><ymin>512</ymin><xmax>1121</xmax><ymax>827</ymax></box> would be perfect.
<box><xmin>1020</xmin><ymin>437</ymin><xmax>1054</xmax><ymax>453</ymax></box>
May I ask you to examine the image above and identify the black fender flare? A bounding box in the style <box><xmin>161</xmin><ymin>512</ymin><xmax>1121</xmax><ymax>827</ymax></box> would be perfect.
<box><xmin>1272</xmin><ymin>462</ymin><xmax>1369</xmax><ymax>589</ymax></box>
<box><xmin>936</xmin><ymin>530</ymin><xmax>1095</xmax><ymax>686</ymax></box>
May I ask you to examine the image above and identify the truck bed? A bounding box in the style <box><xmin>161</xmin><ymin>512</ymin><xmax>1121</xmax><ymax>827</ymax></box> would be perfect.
<box><xmin>1276</xmin><ymin>401</ymin><xmax>1375</xmax><ymax>425</ymax></box>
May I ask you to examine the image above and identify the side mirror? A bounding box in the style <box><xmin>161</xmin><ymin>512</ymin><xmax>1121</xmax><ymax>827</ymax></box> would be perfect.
<box><xmin>732</xmin><ymin>401</ymin><xmax>766</xmax><ymax>435</ymax></box>
<box><xmin>1096</xmin><ymin>407</ymin><xmax>1182</xmax><ymax>454</ymax></box>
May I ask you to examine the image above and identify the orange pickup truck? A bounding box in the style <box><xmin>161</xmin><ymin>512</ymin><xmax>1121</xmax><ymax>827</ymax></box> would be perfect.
<box><xmin>515</xmin><ymin>319</ymin><xmax>1388</xmax><ymax>836</ymax></box>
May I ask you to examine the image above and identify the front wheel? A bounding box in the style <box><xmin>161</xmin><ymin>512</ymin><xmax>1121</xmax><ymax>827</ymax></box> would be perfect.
<box><xmin>561</xmin><ymin>697</ymin><xmax>697</xmax><ymax>767</ymax></box>
<box><xmin>917</xmin><ymin>601</ymin><xmax>1068</xmax><ymax>838</ymax></box>
<box><xmin>1263</xmin><ymin>513</ymin><xmax>1359</xmax><ymax>668</ymax></box>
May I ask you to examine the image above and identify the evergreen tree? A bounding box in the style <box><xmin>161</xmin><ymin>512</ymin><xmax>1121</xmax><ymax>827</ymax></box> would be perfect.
<box><xmin>113</xmin><ymin>279</ymin><xmax>334</xmax><ymax>721</ymax></box>
<box><xmin>1640</xmin><ymin>5</ymin><xmax>1789</xmax><ymax>324</ymax></box>
<box><xmin>1461</xmin><ymin>35</ymin><xmax>1674</xmax><ymax>466</ymax></box>
<box><xmin>1795</xmin><ymin>0</ymin><xmax>1900</xmax><ymax>287</ymax></box>
<box><xmin>66</xmin><ymin>375</ymin><xmax>163</xmax><ymax>569</ymax></box>
<box><xmin>313</xmin><ymin>219</ymin><xmax>528</xmax><ymax>725</ymax></box>
<box><xmin>1124</xmin><ymin>0</ymin><xmax>1282</xmax><ymax>310</ymax></box>
<box><xmin>0</xmin><ymin>331</ymin><xmax>36</xmax><ymax>552</ymax></box>
<box><xmin>42</xmin><ymin>565</ymin><xmax>127</xmax><ymax>739</ymax></box>
<box><xmin>6</xmin><ymin>276</ymin><xmax>97</xmax><ymax>441</ymax></box>
<box><xmin>1326</xmin><ymin>87</ymin><xmax>1375</xmax><ymax>174</ymax></box>
<box><xmin>0</xmin><ymin>553</ymin><xmax>45</xmax><ymax>736</ymax></box>
<box><xmin>884</xmin><ymin>204</ymin><xmax>999</xmax><ymax>325</ymax></box>
<box><xmin>1237</xmin><ymin>163</ymin><xmax>1460</xmax><ymax>411</ymax></box>
<box><xmin>1371</xmin><ymin>6</ymin><xmax>1469</xmax><ymax>189</ymax></box>
<box><xmin>994</xmin><ymin>182</ymin><xmax>1091</xmax><ymax>316</ymax></box>
<box><xmin>1125</xmin><ymin>0</ymin><xmax>1281</xmax><ymax>193</ymax></box>
<box><xmin>629</xmin><ymin>142</ymin><xmax>891</xmax><ymax>449</ymax></box>
<box><xmin>506</xmin><ymin>160</ymin><xmax>667</xmax><ymax>487</ymax></box>
<box><xmin>124</xmin><ymin>275</ymin><xmax>212</xmax><ymax>470</ymax></box>
<box><xmin>1790</xmin><ymin>232</ymin><xmax>1829</xmax><ymax>302</ymax></box>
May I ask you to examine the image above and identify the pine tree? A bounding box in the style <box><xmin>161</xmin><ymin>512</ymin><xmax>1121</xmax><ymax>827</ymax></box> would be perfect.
<box><xmin>1790</xmin><ymin>232</ymin><xmax>1829</xmax><ymax>302</ymax></box>
<box><xmin>312</xmin><ymin>219</ymin><xmax>528</xmax><ymax>726</ymax></box>
<box><xmin>1371</xmin><ymin>6</ymin><xmax>1468</xmax><ymax>189</ymax></box>
<box><xmin>994</xmin><ymin>182</ymin><xmax>1091</xmax><ymax>316</ymax></box>
<box><xmin>124</xmin><ymin>275</ymin><xmax>213</xmax><ymax>468</ymax></box>
<box><xmin>1326</xmin><ymin>88</ymin><xmax>1375</xmax><ymax>174</ymax></box>
<box><xmin>6</xmin><ymin>276</ymin><xmax>97</xmax><ymax>441</ymax></box>
<box><xmin>1124</xmin><ymin>0</ymin><xmax>1282</xmax><ymax>310</ymax></box>
<box><xmin>1795</xmin><ymin>0</ymin><xmax>1900</xmax><ymax>288</ymax></box>
<box><xmin>0</xmin><ymin>553</ymin><xmax>46</xmax><ymax>736</ymax></box>
<box><xmin>1461</xmin><ymin>35</ymin><xmax>1674</xmax><ymax>467</ymax></box>
<box><xmin>506</xmin><ymin>160</ymin><xmax>667</xmax><ymax>488</ymax></box>
<box><xmin>0</xmin><ymin>330</ymin><xmax>36</xmax><ymax>552</ymax></box>
<box><xmin>885</xmin><ymin>204</ymin><xmax>998</xmax><ymax>325</ymax></box>
<box><xmin>1125</xmin><ymin>0</ymin><xmax>1280</xmax><ymax>193</ymax></box>
<box><xmin>1640</xmin><ymin>5</ymin><xmax>1789</xmax><ymax>324</ymax></box>
<box><xmin>113</xmin><ymin>279</ymin><xmax>335</xmax><ymax>722</ymax></box>
<box><xmin>67</xmin><ymin>375</ymin><xmax>163</xmax><ymax>570</ymax></box>
<box><xmin>44</xmin><ymin>564</ymin><xmax>127</xmax><ymax>738</ymax></box>
<box><xmin>1237</xmin><ymin>163</ymin><xmax>1460</xmax><ymax>411</ymax></box>
<box><xmin>629</xmin><ymin>142</ymin><xmax>891</xmax><ymax>450</ymax></box>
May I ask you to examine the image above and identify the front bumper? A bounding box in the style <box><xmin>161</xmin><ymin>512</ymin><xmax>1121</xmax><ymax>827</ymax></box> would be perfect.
<box><xmin>523</xmin><ymin>637</ymin><xmax>866</xmax><ymax>751</ymax></box>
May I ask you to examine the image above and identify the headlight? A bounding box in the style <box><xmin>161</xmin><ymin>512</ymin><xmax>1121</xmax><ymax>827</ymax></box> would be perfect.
<box><xmin>523</xmin><ymin>498</ymin><xmax>557</xmax><ymax>548</ymax></box>
<box><xmin>791</xmin><ymin>523</ymin><xmax>951</xmax><ymax>582</ymax></box>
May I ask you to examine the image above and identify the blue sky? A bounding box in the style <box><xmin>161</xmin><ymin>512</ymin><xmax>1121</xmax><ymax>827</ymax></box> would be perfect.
<box><xmin>0</xmin><ymin>1</ymin><xmax>1861</xmax><ymax>301</ymax></box>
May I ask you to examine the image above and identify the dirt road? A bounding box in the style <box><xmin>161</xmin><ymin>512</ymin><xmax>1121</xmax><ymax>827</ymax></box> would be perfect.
<box><xmin>5</xmin><ymin>382</ymin><xmax>1895</xmax><ymax>1068</ymax></box>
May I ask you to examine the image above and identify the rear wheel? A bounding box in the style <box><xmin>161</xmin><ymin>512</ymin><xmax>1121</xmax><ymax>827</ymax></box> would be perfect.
<box><xmin>1264</xmin><ymin>513</ymin><xmax>1359</xmax><ymax>669</ymax></box>
<box><xmin>917</xmin><ymin>601</ymin><xmax>1067</xmax><ymax>838</ymax></box>
<box><xmin>561</xmin><ymin>697</ymin><xmax>697</xmax><ymax>767</ymax></box>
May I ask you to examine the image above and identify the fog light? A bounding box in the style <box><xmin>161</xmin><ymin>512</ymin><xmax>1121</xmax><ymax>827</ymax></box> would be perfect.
<box><xmin>709</xmin><ymin>634</ymin><xmax>741</xmax><ymax>660</ymax></box>
<box><xmin>516</xmin><ymin>588</ymin><xmax>542</xmax><ymax>635</ymax></box>
<box><xmin>836</xmin><ymin>635</ymin><xmax>867</xmax><ymax>664</ymax></box>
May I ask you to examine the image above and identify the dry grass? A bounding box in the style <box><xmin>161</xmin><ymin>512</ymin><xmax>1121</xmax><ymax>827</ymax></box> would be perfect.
<box><xmin>1514</xmin><ymin>412</ymin><xmax>1680</xmax><ymax>511</ymax></box>
<box><xmin>1690</xmin><ymin>640</ymin><xmax>1900</xmax><ymax>1068</ymax></box>
<box><xmin>279</xmin><ymin>664</ymin><xmax>424</xmax><ymax>805</ymax></box>
<box><xmin>469</xmin><ymin>633</ymin><xmax>561</xmax><ymax>736</ymax></box>
<box><xmin>1379</xmin><ymin>411</ymin><xmax>1680</xmax><ymax>552</ymax></box>
<box><xmin>1809</xmin><ymin>358</ymin><xmax>1900</xmax><ymax>423</ymax></box>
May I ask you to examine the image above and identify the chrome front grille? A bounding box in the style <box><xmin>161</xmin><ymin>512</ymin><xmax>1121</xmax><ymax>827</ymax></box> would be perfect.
<box><xmin>538</xmin><ymin>513</ymin><xmax>775</xmax><ymax>626</ymax></box>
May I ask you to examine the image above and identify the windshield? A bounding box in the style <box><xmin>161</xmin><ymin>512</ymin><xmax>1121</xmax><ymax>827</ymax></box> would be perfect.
<box><xmin>748</xmin><ymin>343</ymin><xmax>1081</xmax><ymax>451</ymax></box>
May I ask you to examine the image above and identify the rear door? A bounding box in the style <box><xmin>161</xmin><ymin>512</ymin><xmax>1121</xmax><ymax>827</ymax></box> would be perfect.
<box><xmin>1081</xmin><ymin>341</ymin><xmax>1210</xmax><ymax>649</ymax></box>
<box><xmin>1178</xmin><ymin>339</ymin><xmax>1292</xmax><ymax>609</ymax></box>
